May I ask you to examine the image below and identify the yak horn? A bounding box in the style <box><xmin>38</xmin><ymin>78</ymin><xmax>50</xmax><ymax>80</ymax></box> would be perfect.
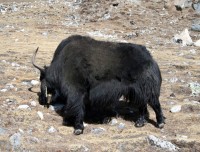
<box><xmin>32</xmin><ymin>47</ymin><xmax>44</xmax><ymax>72</ymax></box>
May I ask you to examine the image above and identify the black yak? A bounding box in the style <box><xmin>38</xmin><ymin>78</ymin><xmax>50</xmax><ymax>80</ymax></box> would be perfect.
<box><xmin>32</xmin><ymin>35</ymin><xmax>165</xmax><ymax>135</ymax></box>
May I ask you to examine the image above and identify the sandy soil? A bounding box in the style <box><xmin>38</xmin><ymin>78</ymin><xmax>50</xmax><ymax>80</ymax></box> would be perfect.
<box><xmin>0</xmin><ymin>0</ymin><xmax>200</xmax><ymax>151</ymax></box>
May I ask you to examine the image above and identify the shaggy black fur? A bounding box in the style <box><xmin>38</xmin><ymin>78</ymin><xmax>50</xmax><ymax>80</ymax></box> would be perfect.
<box><xmin>32</xmin><ymin>35</ymin><xmax>165</xmax><ymax>135</ymax></box>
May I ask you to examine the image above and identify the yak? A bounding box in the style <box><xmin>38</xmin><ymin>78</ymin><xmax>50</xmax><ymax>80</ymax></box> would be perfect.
<box><xmin>32</xmin><ymin>35</ymin><xmax>165</xmax><ymax>135</ymax></box>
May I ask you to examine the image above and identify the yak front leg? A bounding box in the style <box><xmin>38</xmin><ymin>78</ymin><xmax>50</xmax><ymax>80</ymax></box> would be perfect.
<box><xmin>135</xmin><ymin>105</ymin><xmax>148</xmax><ymax>127</ymax></box>
<box><xmin>63</xmin><ymin>91</ymin><xmax>85</xmax><ymax>135</ymax></box>
<box><xmin>39</xmin><ymin>79</ymin><xmax>48</xmax><ymax>105</ymax></box>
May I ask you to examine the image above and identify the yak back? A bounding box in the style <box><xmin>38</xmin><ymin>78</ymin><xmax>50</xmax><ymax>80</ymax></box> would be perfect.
<box><xmin>47</xmin><ymin>35</ymin><xmax>155</xmax><ymax>91</ymax></box>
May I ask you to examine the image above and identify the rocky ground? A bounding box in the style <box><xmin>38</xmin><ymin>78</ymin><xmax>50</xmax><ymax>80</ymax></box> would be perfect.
<box><xmin>0</xmin><ymin>0</ymin><xmax>200</xmax><ymax>151</ymax></box>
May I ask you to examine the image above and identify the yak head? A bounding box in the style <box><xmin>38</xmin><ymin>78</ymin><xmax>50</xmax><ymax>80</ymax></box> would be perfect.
<box><xmin>32</xmin><ymin>47</ymin><xmax>51</xmax><ymax>106</ymax></box>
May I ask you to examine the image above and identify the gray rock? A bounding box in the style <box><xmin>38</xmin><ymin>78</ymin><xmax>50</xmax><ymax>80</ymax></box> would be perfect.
<box><xmin>170</xmin><ymin>105</ymin><xmax>182</xmax><ymax>113</ymax></box>
<box><xmin>173</xmin><ymin>29</ymin><xmax>193</xmax><ymax>46</ymax></box>
<box><xmin>147</xmin><ymin>135</ymin><xmax>179</xmax><ymax>151</ymax></box>
<box><xmin>5</xmin><ymin>83</ymin><xmax>15</xmax><ymax>90</ymax></box>
<box><xmin>91</xmin><ymin>127</ymin><xmax>106</xmax><ymax>134</ymax></box>
<box><xmin>6</xmin><ymin>99</ymin><xmax>17</xmax><ymax>105</ymax></box>
<box><xmin>191</xmin><ymin>19</ymin><xmax>200</xmax><ymax>32</ymax></box>
<box><xmin>11</xmin><ymin>4</ymin><xmax>19</xmax><ymax>12</ymax></box>
<box><xmin>0</xmin><ymin>4</ymin><xmax>7</xmax><ymax>14</ymax></box>
<box><xmin>189</xmin><ymin>82</ymin><xmax>200</xmax><ymax>96</ymax></box>
<box><xmin>192</xmin><ymin>2</ymin><xmax>200</xmax><ymax>13</ymax></box>
<box><xmin>0</xmin><ymin>127</ymin><xmax>7</xmax><ymax>135</ymax></box>
<box><xmin>127</xmin><ymin>0</ymin><xmax>141</xmax><ymax>5</ymax></box>
<box><xmin>9</xmin><ymin>133</ymin><xmax>21</xmax><ymax>150</ymax></box>
<box><xmin>29</xmin><ymin>137</ymin><xmax>40</xmax><ymax>143</ymax></box>
<box><xmin>69</xmin><ymin>145</ymin><xmax>89</xmax><ymax>152</ymax></box>
<box><xmin>174</xmin><ymin>0</ymin><xmax>192</xmax><ymax>10</ymax></box>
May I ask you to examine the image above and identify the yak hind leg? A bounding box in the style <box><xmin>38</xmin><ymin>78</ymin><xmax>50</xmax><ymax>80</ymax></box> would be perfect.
<box><xmin>102</xmin><ymin>109</ymin><xmax>118</xmax><ymax>124</ymax></box>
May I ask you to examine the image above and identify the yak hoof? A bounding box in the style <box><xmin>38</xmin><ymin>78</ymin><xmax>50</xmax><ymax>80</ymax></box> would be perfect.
<box><xmin>103</xmin><ymin>117</ymin><xmax>112</xmax><ymax>124</ymax></box>
<box><xmin>158</xmin><ymin>123</ymin><xmax>164</xmax><ymax>129</ymax></box>
<box><xmin>74</xmin><ymin>129</ymin><xmax>83</xmax><ymax>135</ymax></box>
<box><xmin>135</xmin><ymin>118</ymin><xmax>147</xmax><ymax>127</ymax></box>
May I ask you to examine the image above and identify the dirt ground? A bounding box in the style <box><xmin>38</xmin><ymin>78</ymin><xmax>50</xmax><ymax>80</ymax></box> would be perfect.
<box><xmin>0</xmin><ymin>0</ymin><xmax>200</xmax><ymax>151</ymax></box>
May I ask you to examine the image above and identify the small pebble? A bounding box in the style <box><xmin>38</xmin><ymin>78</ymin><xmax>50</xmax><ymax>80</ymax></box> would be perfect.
<box><xmin>31</xmin><ymin>80</ymin><xmax>39</xmax><ymax>86</ymax></box>
<box><xmin>11</xmin><ymin>62</ymin><xmax>20</xmax><ymax>67</ymax></box>
<box><xmin>118</xmin><ymin>123</ymin><xmax>125</xmax><ymax>130</ymax></box>
<box><xmin>83</xmin><ymin>122</ymin><xmax>88</xmax><ymax>127</ymax></box>
<box><xmin>18</xmin><ymin>128</ymin><xmax>24</xmax><ymax>134</ymax></box>
<box><xmin>91</xmin><ymin>127</ymin><xmax>106</xmax><ymax>134</ymax></box>
<box><xmin>169</xmin><ymin>77</ymin><xmax>178</xmax><ymax>83</ymax></box>
<box><xmin>48</xmin><ymin>126</ymin><xmax>57</xmax><ymax>133</ymax></box>
<box><xmin>9</xmin><ymin>133</ymin><xmax>21</xmax><ymax>149</ymax></box>
<box><xmin>49</xmin><ymin>104</ymin><xmax>64</xmax><ymax>111</ymax></box>
<box><xmin>18</xmin><ymin>105</ymin><xmax>31</xmax><ymax>110</ymax></box>
<box><xmin>29</xmin><ymin>137</ymin><xmax>40</xmax><ymax>143</ymax></box>
<box><xmin>30</xmin><ymin>101</ymin><xmax>37</xmax><ymax>107</ymax></box>
<box><xmin>37</xmin><ymin>111</ymin><xmax>44</xmax><ymax>120</ymax></box>
<box><xmin>110</xmin><ymin>118</ymin><xmax>118</xmax><ymax>126</ymax></box>
<box><xmin>0</xmin><ymin>127</ymin><xmax>7</xmax><ymax>135</ymax></box>
<box><xmin>0</xmin><ymin>88</ymin><xmax>7</xmax><ymax>92</ymax></box>
<box><xmin>170</xmin><ymin>105</ymin><xmax>181</xmax><ymax>113</ymax></box>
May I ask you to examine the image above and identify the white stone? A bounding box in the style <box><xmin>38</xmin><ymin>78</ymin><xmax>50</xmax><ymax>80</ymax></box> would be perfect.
<box><xmin>189</xmin><ymin>49</ymin><xmax>196</xmax><ymax>54</ymax></box>
<box><xmin>194</xmin><ymin>39</ymin><xmax>200</xmax><ymax>47</ymax></box>
<box><xmin>169</xmin><ymin>77</ymin><xmax>178</xmax><ymax>83</ymax></box>
<box><xmin>49</xmin><ymin>104</ymin><xmax>64</xmax><ymax>111</ymax></box>
<box><xmin>173</xmin><ymin>28</ymin><xmax>193</xmax><ymax>46</ymax></box>
<box><xmin>118</xmin><ymin>123</ymin><xmax>125</xmax><ymax>130</ymax></box>
<box><xmin>18</xmin><ymin>128</ymin><xmax>24</xmax><ymax>134</ymax></box>
<box><xmin>0</xmin><ymin>89</ymin><xmax>7</xmax><ymax>92</ymax></box>
<box><xmin>18</xmin><ymin>105</ymin><xmax>31</xmax><ymax>110</ymax></box>
<box><xmin>110</xmin><ymin>119</ymin><xmax>118</xmax><ymax>126</ymax></box>
<box><xmin>37</xmin><ymin>111</ymin><xmax>44</xmax><ymax>120</ymax></box>
<box><xmin>31</xmin><ymin>80</ymin><xmax>39</xmax><ymax>86</ymax></box>
<box><xmin>83</xmin><ymin>122</ymin><xmax>88</xmax><ymax>127</ymax></box>
<box><xmin>170</xmin><ymin>105</ymin><xmax>182</xmax><ymax>113</ymax></box>
<box><xmin>147</xmin><ymin>135</ymin><xmax>179</xmax><ymax>151</ymax></box>
<box><xmin>5</xmin><ymin>83</ymin><xmax>15</xmax><ymax>89</ymax></box>
<box><xmin>190</xmin><ymin>82</ymin><xmax>200</xmax><ymax>96</ymax></box>
<box><xmin>11</xmin><ymin>62</ymin><xmax>20</xmax><ymax>67</ymax></box>
<box><xmin>30</xmin><ymin>101</ymin><xmax>37</xmax><ymax>107</ymax></box>
<box><xmin>48</xmin><ymin>126</ymin><xmax>57</xmax><ymax>133</ymax></box>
